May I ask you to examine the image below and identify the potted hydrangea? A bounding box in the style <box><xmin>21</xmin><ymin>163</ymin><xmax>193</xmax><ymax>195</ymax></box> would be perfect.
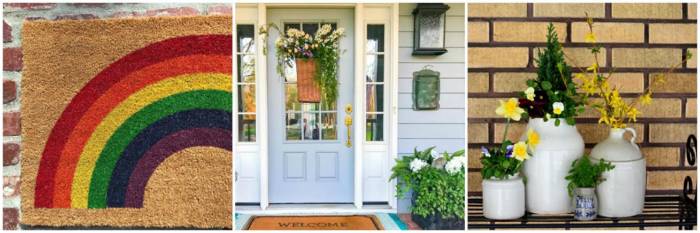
<box><xmin>480</xmin><ymin>98</ymin><xmax>539</xmax><ymax>220</ymax></box>
<box><xmin>390</xmin><ymin>147</ymin><xmax>465</xmax><ymax>230</ymax></box>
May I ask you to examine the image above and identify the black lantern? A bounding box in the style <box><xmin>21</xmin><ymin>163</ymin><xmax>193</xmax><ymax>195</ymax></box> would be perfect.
<box><xmin>412</xmin><ymin>67</ymin><xmax>440</xmax><ymax>111</ymax></box>
<box><xmin>412</xmin><ymin>3</ymin><xmax>450</xmax><ymax>56</ymax></box>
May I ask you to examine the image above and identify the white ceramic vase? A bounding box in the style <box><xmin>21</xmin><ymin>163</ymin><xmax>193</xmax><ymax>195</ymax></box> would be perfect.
<box><xmin>590</xmin><ymin>128</ymin><xmax>646</xmax><ymax>217</ymax></box>
<box><xmin>522</xmin><ymin>118</ymin><xmax>584</xmax><ymax>214</ymax></box>
<box><xmin>482</xmin><ymin>175</ymin><xmax>525</xmax><ymax>220</ymax></box>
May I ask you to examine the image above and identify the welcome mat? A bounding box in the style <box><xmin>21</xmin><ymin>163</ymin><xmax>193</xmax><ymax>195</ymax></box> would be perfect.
<box><xmin>243</xmin><ymin>215</ymin><xmax>384</xmax><ymax>230</ymax></box>
<box><xmin>20</xmin><ymin>16</ymin><xmax>232</xmax><ymax>228</ymax></box>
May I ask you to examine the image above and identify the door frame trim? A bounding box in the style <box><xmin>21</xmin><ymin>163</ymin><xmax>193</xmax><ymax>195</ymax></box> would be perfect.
<box><xmin>244</xmin><ymin>3</ymin><xmax>399</xmax><ymax>211</ymax></box>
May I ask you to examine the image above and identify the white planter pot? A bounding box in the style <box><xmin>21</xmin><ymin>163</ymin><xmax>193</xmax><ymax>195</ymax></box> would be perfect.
<box><xmin>522</xmin><ymin>118</ymin><xmax>584</xmax><ymax>214</ymax></box>
<box><xmin>590</xmin><ymin>128</ymin><xmax>646</xmax><ymax>217</ymax></box>
<box><xmin>482</xmin><ymin>176</ymin><xmax>525</xmax><ymax>220</ymax></box>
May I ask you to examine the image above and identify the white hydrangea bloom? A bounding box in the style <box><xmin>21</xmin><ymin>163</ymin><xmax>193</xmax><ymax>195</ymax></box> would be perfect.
<box><xmin>409</xmin><ymin>158</ymin><xmax>428</xmax><ymax>173</ymax></box>
<box><xmin>445</xmin><ymin>156</ymin><xmax>466</xmax><ymax>175</ymax></box>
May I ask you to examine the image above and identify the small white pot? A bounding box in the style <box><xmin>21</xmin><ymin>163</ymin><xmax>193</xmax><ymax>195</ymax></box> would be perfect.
<box><xmin>590</xmin><ymin>128</ymin><xmax>646</xmax><ymax>217</ymax></box>
<box><xmin>482</xmin><ymin>175</ymin><xmax>525</xmax><ymax>220</ymax></box>
<box><xmin>522</xmin><ymin>118</ymin><xmax>584</xmax><ymax>214</ymax></box>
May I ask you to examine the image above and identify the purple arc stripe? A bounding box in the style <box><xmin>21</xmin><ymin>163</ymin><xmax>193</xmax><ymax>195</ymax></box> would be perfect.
<box><xmin>123</xmin><ymin>128</ymin><xmax>232</xmax><ymax>207</ymax></box>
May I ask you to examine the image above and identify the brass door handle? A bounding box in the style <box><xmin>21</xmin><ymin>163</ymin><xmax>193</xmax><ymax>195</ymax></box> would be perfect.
<box><xmin>344</xmin><ymin>104</ymin><xmax>352</xmax><ymax>148</ymax></box>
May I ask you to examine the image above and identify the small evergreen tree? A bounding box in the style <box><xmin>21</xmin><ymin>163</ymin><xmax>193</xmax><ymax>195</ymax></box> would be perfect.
<box><xmin>520</xmin><ymin>23</ymin><xmax>585</xmax><ymax>126</ymax></box>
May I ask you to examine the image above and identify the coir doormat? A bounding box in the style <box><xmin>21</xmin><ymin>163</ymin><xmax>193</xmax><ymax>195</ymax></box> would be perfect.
<box><xmin>21</xmin><ymin>16</ymin><xmax>232</xmax><ymax>229</ymax></box>
<box><xmin>243</xmin><ymin>215</ymin><xmax>384</xmax><ymax>230</ymax></box>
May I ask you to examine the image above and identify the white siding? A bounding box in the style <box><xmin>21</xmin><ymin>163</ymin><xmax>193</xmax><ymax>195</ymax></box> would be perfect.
<box><xmin>396</xmin><ymin>3</ymin><xmax>465</xmax><ymax>213</ymax></box>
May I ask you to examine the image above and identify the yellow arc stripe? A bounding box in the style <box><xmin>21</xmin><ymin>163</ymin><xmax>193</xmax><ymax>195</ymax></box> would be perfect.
<box><xmin>71</xmin><ymin>73</ymin><xmax>231</xmax><ymax>208</ymax></box>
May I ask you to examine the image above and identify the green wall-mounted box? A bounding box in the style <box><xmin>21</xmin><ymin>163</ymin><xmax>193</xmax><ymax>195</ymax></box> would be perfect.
<box><xmin>412</xmin><ymin>68</ymin><xmax>440</xmax><ymax>111</ymax></box>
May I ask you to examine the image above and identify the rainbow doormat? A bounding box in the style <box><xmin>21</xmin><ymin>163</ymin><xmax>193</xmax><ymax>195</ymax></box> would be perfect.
<box><xmin>20</xmin><ymin>16</ymin><xmax>232</xmax><ymax>228</ymax></box>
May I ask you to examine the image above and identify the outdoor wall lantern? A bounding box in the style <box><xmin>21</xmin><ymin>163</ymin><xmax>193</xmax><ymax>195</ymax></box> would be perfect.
<box><xmin>412</xmin><ymin>66</ymin><xmax>440</xmax><ymax>111</ymax></box>
<box><xmin>412</xmin><ymin>3</ymin><xmax>450</xmax><ymax>56</ymax></box>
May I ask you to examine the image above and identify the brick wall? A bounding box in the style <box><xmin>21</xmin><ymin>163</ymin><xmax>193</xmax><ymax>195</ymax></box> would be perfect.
<box><xmin>1</xmin><ymin>3</ymin><xmax>231</xmax><ymax>230</ymax></box>
<box><xmin>467</xmin><ymin>3</ymin><xmax>697</xmax><ymax>196</ymax></box>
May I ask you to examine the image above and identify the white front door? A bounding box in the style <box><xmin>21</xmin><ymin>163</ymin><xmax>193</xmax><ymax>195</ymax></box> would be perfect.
<box><xmin>267</xmin><ymin>8</ymin><xmax>355</xmax><ymax>203</ymax></box>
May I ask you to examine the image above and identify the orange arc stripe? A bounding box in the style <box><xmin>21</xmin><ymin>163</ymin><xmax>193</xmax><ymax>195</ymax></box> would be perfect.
<box><xmin>51</xmin><ymin>54</ymin><xmax>232</xmax><ymax>208</ymax></box>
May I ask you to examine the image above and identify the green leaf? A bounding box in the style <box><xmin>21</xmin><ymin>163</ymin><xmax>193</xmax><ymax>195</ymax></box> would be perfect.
<box><xmin>541</xmin><ymin>80</ymin><xmax>553</xmax><ymax>90</ymax></box>
<box><xmin>555</xmin><ymin>118</ymin><xmax>561</xmax><ymax>126</ymax></box>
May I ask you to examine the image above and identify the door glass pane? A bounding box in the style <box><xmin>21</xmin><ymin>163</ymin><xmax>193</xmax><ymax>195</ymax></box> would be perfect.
<box><xmin>302</xmin><ymin>23</ymin><xmax>319</xmax><ymax>35</ymax></box>
<box><xmin>302</xmin><ymin>102</ymin><xmax>320</xmax><ymax>112</ymax></box>
<box><xmin>320</xmin><ymin>97</ymin><xmax>337</xmax><ymax>111</ymax></box>
<box><xmin>366</xmin><ymin>25</ymin><xmax>384</xmax><ymax>53</ymax></box>
<box><xmin>285</xmin><ymin>84</ymin><xmax>300</xmax><ymax>111</ymax></box>
<box><xmin>238</xmin><ymin>114</ymin><xmax>256</xmax><ymax>142</ymax></box>
<box><xmin>302</xmin><ymin>112</ymin><xmax>320</xmax><ymax>140</ymax></box>
<box><xmin>238</xmin><ymin>55</ymin><xmax>256</xmax><ymax>83</ymax></box>
<box><xmin>238</xmin><ymin>84</ymin><xmax>256</xmax><ymax>113</ymax></box>
<box><xmin>286</xmin><ymin>112</ymin><xmax>302</xmax><ymax>140</ymax></box>
<box><xmin>366</xmin><ymin>84</ymin><xmax>384</xmax><ymax>112</ymax></box>
<box><xmin>321</xmin><ymin>113</ymin><xmax>337</xmax><ymax>140</ymax></box>
<box><xmin>236</xmin><ymin>25</ymin><xmax>255</xmax><ymax>53</ymax></box>
<box><xmin>366</xmin><ymin>114</ymin><xmax>384</xmax><ymax>141</ymax></box>
<box><xmin>284</xmin><ymin>23</ymin><xmax>300</xmax><ymax>32</ymax></box>
<box><xmin>365</xmin><ymin>55</ymin><xmax>384</xmax><ymax>82</ymax></box>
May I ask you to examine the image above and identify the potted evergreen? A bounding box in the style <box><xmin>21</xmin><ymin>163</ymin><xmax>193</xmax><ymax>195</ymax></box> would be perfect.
<box><xmin>565</xmin><ymin>155</ymin><xmax>615</xmax><ymax>221</ymax></box>
<box><xmin>390</xmin><ymin>147</ymin><xmax>465</xmax><ymax>229</ymax></box>
<box><xmin>518</xmin><ymin>23</ymin><xmax>586</xmax><ymax>214</ymax></box>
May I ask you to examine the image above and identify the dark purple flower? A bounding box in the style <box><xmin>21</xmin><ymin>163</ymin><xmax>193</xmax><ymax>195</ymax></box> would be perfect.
<box><xmin>481</xmin><ymin>146</ymin><xmax>491</xmax><ymax>157</ymax></box>
<box><xmin>505</xmin><ymin>145</ymin><xmax>514</xmax><ymax>158</ymax></box>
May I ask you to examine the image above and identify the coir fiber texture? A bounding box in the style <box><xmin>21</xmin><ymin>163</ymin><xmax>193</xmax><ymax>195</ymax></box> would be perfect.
<box><xmin>244</xmin><ymin>215</ymin><xmax>384</xmax><ymax>230</ymax></box>
<box><xmin>21</xmin><ymin>16</ymin><xmax>232</xmax><ymax>229</ymax></box>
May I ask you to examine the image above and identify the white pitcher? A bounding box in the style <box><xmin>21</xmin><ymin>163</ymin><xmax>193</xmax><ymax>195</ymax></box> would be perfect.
<box><xmin>590</xmin><ymin>127</ymin><xmax>646</xmax><ymax>217</ymax></box>
<box><xmin>522</xmin><ymin>118</ymin><xmax>584</xmax><ymax>214</ymax></box>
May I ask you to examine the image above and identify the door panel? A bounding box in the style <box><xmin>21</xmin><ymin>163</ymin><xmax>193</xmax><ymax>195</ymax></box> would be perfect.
<box><xmin>267</xmin><ymin>8</ymin><xmax>354</xmax><ymax>203</ymax></box>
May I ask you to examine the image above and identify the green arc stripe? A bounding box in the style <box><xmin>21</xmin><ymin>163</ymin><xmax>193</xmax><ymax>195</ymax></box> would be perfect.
<box><xmin>87</xmin><ymin>90</ymin><xmax>232</xmax><ymax>208</ymax></box>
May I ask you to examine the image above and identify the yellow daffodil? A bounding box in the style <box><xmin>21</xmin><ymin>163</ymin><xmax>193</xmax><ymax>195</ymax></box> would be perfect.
<box><xmin>495</xmin><ymin>98</ymin><xmax>525</xmax><ymax>121</ymax></box>
<box><xmin>585</xmin><ymin>32</ymin><xmax>597</xmax><ymax>43</ymax></box>
<box><xmin>640</xmin><ymin>93</ymin><xmax>653</xmax><ymax>105</ymax></box>
<box><xmin>527</xmin><ymin>129</ymin><xmax>539</xmax><ymax>150</ymax></box>
<box><xmin>552</xmin><ymin>102</ymin><xmax>565</xmax><ymax>115</ymax></box>
<box><xmin>512</xmin><ymin>141</ymin><xmax>530</xmax><ymax>161</ymax></box>
<box><xmin>525</xmin><ymin>87</ymin><xmax>535</xmax><ymax>101</ymax></box>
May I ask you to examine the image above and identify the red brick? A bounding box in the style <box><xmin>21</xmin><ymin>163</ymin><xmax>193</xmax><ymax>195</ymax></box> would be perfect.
<box><xmin>208</xmin><ymin>5</ymin><xmax>232</xmax><ymax>16</ymax></box>
<box><xmin>4</xmin><ymin>3</ymin><xmax>56</xmax><ymax>10</ymax></box>
<box><xmin>3</xmin><ymin>143</ymin><xmax>19</xmax><ymax>166</ymax></box>
<box><xmin>3</xmin><ymin>208</ymin><xmax>18</xmax><ymax>230</ymax></box>
<box><xmin>3</xmin><ymin>48</ymin><xmax>22</xmax><ymax>71</ymax></box>
<box><xmin>68</xmin><ymin>3</ymin><xmax>108</xmax><ymax>8</ymax></box>
<box><xmin>25</xmin><ymin>16</ymin><xmax>46</xmax><ymax>21</ymax></box>
<box><xmin>3</xmin><ymin>80</ymin><xmax>16</xmax><ymax>104</ymax></box>
<box><xmin>110</xmin><ymin>11</ymin><xmax>140</xmax><ymax>18</ymax></box>
<box><xmin>54</xmin><ymin>14</ymin><xmax>98</xmax><ymax>21</ymax></box>
<box><xmin>399</xmin><ymin>214</ymin><xmax>422</xmax><ymax>230</ymax></box>
<box><xmin>146</xmin><ymin>7</ymin><xmax>199</xmax><ymax>17</ymax></box>
<box><xmin>3</xmin><ymin>112</ymin><xmax>20</xmax><ymax>136</ymax></box>
<box><xmin>3</xmin><ymin>21</ymin><xmax>10</xmax><ymax>42</ymax></box>
<box><xmin>3</xmin><ymin>176</ymin><xmax>19</xmax><ymax>199</ymax></box>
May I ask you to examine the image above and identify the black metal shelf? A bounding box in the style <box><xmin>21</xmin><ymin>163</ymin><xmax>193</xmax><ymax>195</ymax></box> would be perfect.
<box><xmin>468</xmin><ymin>194</ymin><xmax>696</xmax><ymax>230</ymax></box>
